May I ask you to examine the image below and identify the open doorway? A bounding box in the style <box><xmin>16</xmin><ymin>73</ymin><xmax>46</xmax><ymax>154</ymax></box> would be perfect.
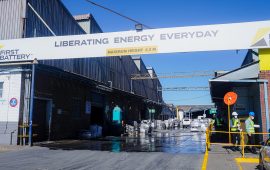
<box><xmin>32</xmin><ymin>98</ymin><xmax>52</xmax><ymax>142</ymax></box>
<box><xmin>90</xmin><ymin>106</ymin><xmax>104</xmax><ymax>126</ymax></box>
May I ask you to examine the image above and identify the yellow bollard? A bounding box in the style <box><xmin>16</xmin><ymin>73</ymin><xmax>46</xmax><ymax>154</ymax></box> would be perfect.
<box><xmin>205</xmin><ymin>129</ymin><xmax>208</xmax><ymax>151</ymax></box>
<box><xmin>241</xmin><ymin>131</ymin><xmax>245</xmax><ymax>158</ymax></box>
<box><xmin>208</xmin><ymin>129</ymin><xmax>210</xmax><ymax>150</ymax></box>
<box><xmin>228</xmin><ymin>102</ymin><xmax>231</xmax><ymax>144</ymax></box>
<box><xmin>205</xmin><ymin>128</ymin><xmax>210</xmax><ymax>153</ymax></box>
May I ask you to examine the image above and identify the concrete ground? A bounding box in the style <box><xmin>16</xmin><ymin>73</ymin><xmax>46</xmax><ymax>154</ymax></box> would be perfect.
<box><xmin>0</xmin><ymin>129</ymin><xmax>205</xmax><ymax>170</ymax></box>
<box><xmin>0</xmin><ymin>145</ymin><xmax>25</xmax><ymax>153</ymax></box>
<box><xmin>207</xmin><ymin>145</ymin><xmax>260</xmax><ymax>170</ymax></box>
<box><xmin>0</xmin><ymin>147</ymin><xmax>203</xmax><ymax>170</ymax></box>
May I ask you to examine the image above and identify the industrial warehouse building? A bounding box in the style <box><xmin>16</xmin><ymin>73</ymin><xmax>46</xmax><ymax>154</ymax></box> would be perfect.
<box><xmin>210</xmin><ymin>49</ymin><xmax>270</xmax><ymax>140</ymax></box>
<box><xmin>0</xmin><ymin>0</ymin><xmax>163</xmax><ymax>145</ymax></box>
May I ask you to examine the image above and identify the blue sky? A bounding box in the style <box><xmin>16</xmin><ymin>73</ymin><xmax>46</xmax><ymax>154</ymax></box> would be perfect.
<box><xmin>62</xmin><ymin>0</ymin><xmax>270</xmax><ymax>105</ymax></box>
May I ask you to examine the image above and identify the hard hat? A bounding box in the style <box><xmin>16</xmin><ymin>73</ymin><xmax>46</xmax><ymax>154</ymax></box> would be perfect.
<box><xmin>232</xmin><ymin>112</ymin><xmax>238</xmax><ymax>116</ymax></box>
<box><xmin>249</xmin><ymin>112</ymin><xmax>255</xmax><ymax>117</ymax></box>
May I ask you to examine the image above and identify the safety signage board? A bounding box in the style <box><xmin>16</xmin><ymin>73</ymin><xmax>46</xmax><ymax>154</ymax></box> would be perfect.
<box><xmin>9</xmin><ymin>98</ymin><xmax>18</xmax><ymax>107</ymax></box>
<box><xmin>224</xmin><ymin>92</ymin><xmax>238</xmax><ymax>105</ymax></box>
<box><xmin>209</xmin><ymin>108</ymin><xmax>217</xmax><ymax>114</ymax></box>
<box><xmin>148</xmin><ymin>109</ymin><xmax>156</xmax><ymax>114</ymax></box>
<box><xmin>0</xmin><ymin>20</ymin><xmax>270</xmax><ymax>62</ymax></box>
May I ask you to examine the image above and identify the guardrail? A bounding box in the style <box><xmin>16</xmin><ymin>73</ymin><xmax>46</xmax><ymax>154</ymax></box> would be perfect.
<box><xmin>205</xmin><ymin>125</ymin><xmax>270</xmax><ymax>158</ymax></box>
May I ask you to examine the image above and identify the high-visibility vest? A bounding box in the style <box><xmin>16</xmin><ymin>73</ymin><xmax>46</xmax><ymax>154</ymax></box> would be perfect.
<box><xmin>216</xmin><ymin>117</ymin><xmax>223</xmax><ymax>126</ymax></box>
<box><xmin>245</xmin><ymin>117</ymin><xmax>255</xmax><ymax>133</ymax></box>
<box><xmin>231</xmin><ymin>118</ymin><xmax>239</xmax><ymax>132</ymax></box>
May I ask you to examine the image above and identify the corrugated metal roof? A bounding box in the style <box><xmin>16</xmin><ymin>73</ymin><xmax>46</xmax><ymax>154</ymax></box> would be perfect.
<box><xmin>74</xmin><ymin>14</ymin><xmax>91</xmax><ymax>21</ymax></box>
<box><xmin>178</xmin><ymin>105</ymin><xmax>213</xmax><ymax>112</ymax></box>
<box><xmin>212</xmin><ymin>61</ymin><xmax>259</xmax><ymax>80</ymax></box>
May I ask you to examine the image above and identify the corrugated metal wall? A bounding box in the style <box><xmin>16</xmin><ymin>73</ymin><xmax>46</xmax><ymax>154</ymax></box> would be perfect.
<box><xmin>77</xmin><ymin>20</ymin><xmax>91</xmax><ymax>34</ymax></box>
<box><xmin>136</xmin><ymin>60</ymin><xmax>160</xmax><ymax>101</ymax></box>
<box><xmin>0</xmin><ymin>0</ymin><xmax>162</xmax><ymax>102</ymax></box>
<box><xmin>0</xmin><ymin>0</ymin><xmax>26</xmax><ymax>40</ymax></box>
<box><xmin>25</xmin><ymin>0</ymin><xmax>85</xmax><ymax>37</ymax></box>
<box><xmin>90</xmin><ymin>16</ymin><xmax>103</xmax><ymax>33</ymax></box>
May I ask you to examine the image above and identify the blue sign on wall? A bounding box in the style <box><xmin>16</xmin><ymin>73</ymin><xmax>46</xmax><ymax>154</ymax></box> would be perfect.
<box><xmin>9</xmin><ymin>98</ymin><xmax>18</xmax><ymax>107</ymax></box>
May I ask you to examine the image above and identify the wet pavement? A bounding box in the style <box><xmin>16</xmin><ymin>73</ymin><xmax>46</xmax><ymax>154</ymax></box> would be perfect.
<box><xmin>0</xmin><ymin>129</ymin><xmax>206</xmax><ymax>170</ymax></box>
<box><xmin>37</xmin><ymin>129</ymin><xmax>206</xmax><ymax>154</ymax></box>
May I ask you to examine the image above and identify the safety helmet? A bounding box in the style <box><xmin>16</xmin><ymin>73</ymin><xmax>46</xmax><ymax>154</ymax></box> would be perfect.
<box><xmin>232</xmin><ymin>112</ymin><xmax>238</xmax><ymax>116</ymax></box>
<box><xmin>249</xmin><ymin>112</ymin><xmax>255</xmax><ymax>117</ymax></box>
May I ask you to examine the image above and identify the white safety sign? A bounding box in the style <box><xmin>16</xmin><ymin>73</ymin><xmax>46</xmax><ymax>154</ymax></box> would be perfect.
<box><xmin>0</xmin><ymin>20</ymin><xmax>270</xmax><ymax>62</ymax></box>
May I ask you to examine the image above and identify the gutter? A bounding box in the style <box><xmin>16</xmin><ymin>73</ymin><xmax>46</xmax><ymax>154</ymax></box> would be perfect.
<box><xmin>209</xmin><ymin>79</ymin><xmax>267</xmax><ymax>83</ymax></box>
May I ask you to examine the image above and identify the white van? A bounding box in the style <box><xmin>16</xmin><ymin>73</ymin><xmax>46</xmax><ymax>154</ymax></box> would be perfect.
<box><xmin>183</xmin><ymin>118</ymin><xmax>191</xmax><ymax>128</ymax></box>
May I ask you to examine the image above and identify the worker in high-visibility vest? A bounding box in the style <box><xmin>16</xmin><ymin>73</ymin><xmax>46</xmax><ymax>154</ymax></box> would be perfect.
<box><xmin>230</xmin><ymin>112</ymin><xmax>241</xmax><ymax>151</ymax></box>
<box><xmin>215</xmin><ymin>116</ymin><xmax>223</xmax><ymax>127</ymax></box>
<box><xmin>245</xmin><ymin>111</ymin><xmax>257</xmax><ymax>154</ymax></box>
<box><xmin>210</xmin><ymin>114</ymin><xmax>216</xmax><ymax>130</ymax></box>
<box><xmin>210</xmin><ymin>114</ymin><xmax>224</xmax><ymax>142</ymax></box>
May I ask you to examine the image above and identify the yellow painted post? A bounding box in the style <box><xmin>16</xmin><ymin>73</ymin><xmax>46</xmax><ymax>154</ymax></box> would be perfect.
<box><xmin>202</xmin><ymin>132</ymin><xmax>209</xmax><ymax>170</ymax></box>
<box><xmin>206</xmin><ymin>129</ymin><xmax>209</xmax><ymax>154</ymax></box>
<box><xmin>241</xmin><ymin>132</ymin><xmax>245</xmax><ymax>158</ymax></box>
<box><xmin>228</xmin><ymin>99</ymin><xmax>231</xmax><ymax>144</ymax></box>
<box><xmin>208</xmin><ymin>128</ymin><xmax>210</xmax><ymax>151</ymax></box>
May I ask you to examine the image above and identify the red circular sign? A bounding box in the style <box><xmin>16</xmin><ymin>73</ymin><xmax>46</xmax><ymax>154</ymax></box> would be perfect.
<box><xmin>224</xmin><ymin>92</ymin><xmax>237</xmax><ymax>105</ymax></box>
<box><xmin>9</xmin><ymin>98</ymin><xmax>18</xmax><ymax>107</ymax></box>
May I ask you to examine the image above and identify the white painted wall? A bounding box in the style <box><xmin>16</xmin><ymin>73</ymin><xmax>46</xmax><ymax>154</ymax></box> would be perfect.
<box><xmin>0</xmin><ymin>73</ymin><xmax>21</xmax><ymax>122</ymax></box>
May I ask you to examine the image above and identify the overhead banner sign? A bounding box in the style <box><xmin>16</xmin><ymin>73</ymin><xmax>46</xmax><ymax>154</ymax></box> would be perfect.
<box><xmin>0</xmin><ymin>20</ymin><xmax>270</xmax><ymax>62</ymax></box>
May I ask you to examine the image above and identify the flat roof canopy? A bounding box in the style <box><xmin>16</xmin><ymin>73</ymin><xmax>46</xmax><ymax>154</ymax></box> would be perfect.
<box><xmin>209</xmin><ymin>80</ymin><xmax>256</xmax><ymax>103</ymax></box>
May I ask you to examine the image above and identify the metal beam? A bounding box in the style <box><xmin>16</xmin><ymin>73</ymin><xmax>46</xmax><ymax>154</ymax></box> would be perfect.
<box><xmin>158</xmin><ymin>86</ymin><xmax>210</xmax><ymax>91</ymax></box>
<box><xmin>264</xmin><ymin>82</ymin><xmax>270</xmax><ymax>134</ymax></box>
<box><xmin>27</xmin><ymin>2</ymin><xmax>56</xmax><ymax>36</ymax></box>
<box><xmin>209</xmin><ymin>79</ymin><xmax>268</xmax><ymax>83</ymax></box>
<box><xmin>0</xmin><ymin>61</ymin><xmax>34</xmax><ymax>66</ymax></box>
<box><xmin>28</xmin><ymin>63</ymin><xmax>36</xmax><ymax>146</ymax></box>
<box><xmin>131</xmin><ymin>73</ymin><xmax>214</xmax><ymax>80</ymax></box>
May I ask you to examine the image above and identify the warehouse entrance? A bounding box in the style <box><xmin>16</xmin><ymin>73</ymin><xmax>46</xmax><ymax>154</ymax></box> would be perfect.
<box><xmin>0</xmin><ymin>20</ymin><xmax>270</xmax><ymax>146</ymax></box>
<box><xmin>32</xmin><ymin>98</ymin><xmax>52</xmax><ymax>142</ymax></box>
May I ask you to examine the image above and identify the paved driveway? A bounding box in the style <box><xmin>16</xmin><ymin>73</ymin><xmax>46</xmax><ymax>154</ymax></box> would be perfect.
<box><xmin>0</xmin><ymin>129</ymin><xmax>205</xmax><ymax>170</ymax></box>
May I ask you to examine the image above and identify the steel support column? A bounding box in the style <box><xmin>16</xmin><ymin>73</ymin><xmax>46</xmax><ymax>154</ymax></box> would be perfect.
<box><xmin>264</xmin><ymin>82</ymin><xmax>270</xmax><ymax>133</ymax></box>
<box><xmin>29</xmin><ymin>62</ymin><xmax>36</xmax><ymax>146</ymax></box>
